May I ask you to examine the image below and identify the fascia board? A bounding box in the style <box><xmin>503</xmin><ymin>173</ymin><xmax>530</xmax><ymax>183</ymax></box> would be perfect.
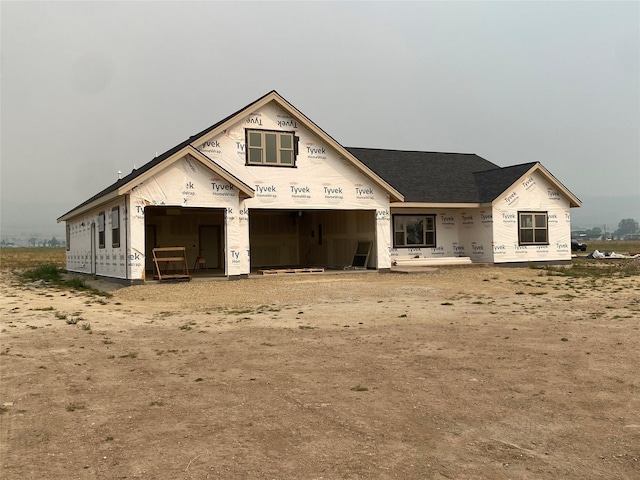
<box><xmin>192</xmin><ymin>92</ymin><xmax>405</xmax><ymax>203</ymax></box>
<box><xmin>533</xmin><ymin>163</ymin><xmax>582</xmax><ymax>207</ymax></box>
<box><xmin>57</xmin><ymin>190</ymin><xmax>120</xmax><ymax>223</ymax></box>
<box><xmin>391</xmin><ymin>202</ymin><xmax>486</xmax><ymax>209</ymax></box>
<box><xmin>491</xmin><ymin>163</ymin><xmax>582</xmax><ymax>208</ymax></box>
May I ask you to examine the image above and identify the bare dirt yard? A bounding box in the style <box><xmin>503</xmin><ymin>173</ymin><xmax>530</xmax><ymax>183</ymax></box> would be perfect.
<box><xmin>1</xmin><ymin>264</ymin><xmax>639</xmax><ymax>479</ymax></box>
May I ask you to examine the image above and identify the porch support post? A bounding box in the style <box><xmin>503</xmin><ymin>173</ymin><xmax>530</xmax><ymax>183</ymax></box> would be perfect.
<box><xmin>375</xmin><ymin>208</ymin><xmax>392</xmax><ymax>270</ymax></box>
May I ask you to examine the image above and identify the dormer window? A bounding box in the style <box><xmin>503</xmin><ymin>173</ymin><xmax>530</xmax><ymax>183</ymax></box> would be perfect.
<box><xmin>246</xmin><ymin>129</ymin><xmax>296</xmax><ymax>167</ymax></box>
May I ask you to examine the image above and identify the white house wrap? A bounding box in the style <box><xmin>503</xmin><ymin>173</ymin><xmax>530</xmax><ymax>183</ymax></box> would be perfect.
<box><xmin>58</xmin><ymin>91</ymin><xmax>581</xmax><ymax>283</ymax></box>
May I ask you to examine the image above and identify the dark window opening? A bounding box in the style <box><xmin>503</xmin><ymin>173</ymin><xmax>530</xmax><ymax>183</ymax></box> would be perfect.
<box><xmin>98</xmin><ymin>212</ymin><xmax>106</xmax><ymax>249</ymax></box>
<box><xmin>393</xmin><ymin>214</ymin><xmax>436</xmax><ymax>248</ymax></box>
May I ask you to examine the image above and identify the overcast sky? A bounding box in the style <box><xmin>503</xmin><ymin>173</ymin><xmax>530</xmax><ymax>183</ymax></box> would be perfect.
<box><xmin>1</xmin><ymin>1</ymin><xmax>638</xmax><ymax>235</ymax></box>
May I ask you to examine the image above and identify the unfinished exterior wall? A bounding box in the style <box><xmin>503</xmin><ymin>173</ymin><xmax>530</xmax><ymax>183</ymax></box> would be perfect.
<box><xmin>65</xmin><ymin>197</ymin><xmax>127</xmax><ymax>279</ymax></box>
<box><xmin>388</xmin><ymin>169</ymin><xmax>573</xmax><ymax>265</ymax></box>
<box><xmin>491</xmin><ymin>170</ymin><xmax>572</xmax><ymax>263</ymax></box>
<box><xmin>458</xmin><ymin>208</ymin><xmax>495</xmax><ymax>263</ymax></box>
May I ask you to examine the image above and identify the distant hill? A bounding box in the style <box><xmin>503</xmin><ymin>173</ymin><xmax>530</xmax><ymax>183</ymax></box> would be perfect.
<box><xmin>0</xmin><ymin>200</ymin><xmax>67</xmax><ymax>240</ymax></box>
<box><xmin>571</xmin><ymin>194</ymin><xmax>640</xmax><ymax>231</ymax></box>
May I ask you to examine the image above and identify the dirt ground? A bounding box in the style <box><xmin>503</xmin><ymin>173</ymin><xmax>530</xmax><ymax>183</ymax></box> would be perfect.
<box><xmin>1</xmin><ymin>266</ymin><xmax>639</xmax><ymax>480</ymax></box>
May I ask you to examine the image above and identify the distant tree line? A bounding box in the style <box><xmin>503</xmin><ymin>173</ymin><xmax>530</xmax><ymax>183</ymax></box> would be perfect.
<box><xmin>575</xmin><ymin>218</ymin><xmax>639</xmax><ymax>240</ymax></box>
<box><xmin>614</xmin><ymin>218</ymin><xmax>639</xmax><ymax>239</ymax></box>
<box><xmin>0</xmin><ymin>237</ymin><xmax>65</xmax><ymax>248</ymax></box>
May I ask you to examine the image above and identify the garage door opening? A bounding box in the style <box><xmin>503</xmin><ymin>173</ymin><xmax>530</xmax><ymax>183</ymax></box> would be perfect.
<box><xmin>144</xmin><ymin>206</ymin><xmax>225</xmax><ymax>276</ymax></box>
<box><xmin>249</xmin><ymin>209</ymin><xmax>376</xmax><ymax>271</ymax></box>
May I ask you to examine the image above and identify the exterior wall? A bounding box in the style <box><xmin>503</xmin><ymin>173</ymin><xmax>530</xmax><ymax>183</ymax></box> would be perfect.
<box><xmin>458</xmin><ymin>208</ymin><xmax>495</xmax><ymax>263</ymax></box>
<box><xmin>65</xmin><ymin>214</ymin><xmax>94</xmax><ymax>275</ymax></box>
<box><xmin>196</xmin><ymin>101</ymin><xmax>392</xmax><ymax>271</ymax></box>
<box><xmin>389</xmin><ymin>208</ymin><xmax>495</xmax><ymax>263</ymax></box>
<box><xmin>389</xmin><ymin>208</ymin><xmax>466</xmax><ymax>262</ymax></box>
<box><xmin>65</xmin><ymin>198</ymin><xmax>128</xmax><ymax>278</ymax></box>
<box><xmin>389</xmin><ymin>170</ymin><xmax>574</xmax><ymax>264</ymax></box>
<box><xmin>491</xmin><ymin>170</ymin><xmax>572</xmax><ymax>263</ymax></box>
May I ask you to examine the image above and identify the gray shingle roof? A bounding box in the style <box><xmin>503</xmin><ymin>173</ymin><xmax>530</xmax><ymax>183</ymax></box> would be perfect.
<box><xmin>347</xmin><ymin>147</ymin><xmax>536</xmax><ymax>203</ymax></box>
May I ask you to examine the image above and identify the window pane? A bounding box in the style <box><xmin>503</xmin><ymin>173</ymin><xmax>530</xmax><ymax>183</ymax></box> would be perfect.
<box><xmin>425</xmin><ymin>231</ymin><xmax>435</xmax><ymax>246</ymax></box>
<box><xmin>249</xmin><ymin>148</ymin><xmax>262</xmax><ymax>163</ymax></box>
<box><xmin>521</xmin><ymin>214</ymin><xmax>532</xmax><ymax>228</ymax></box>
<box><xmin>280</xmin><ymin>150</ymin><xmax>293</xmax><ymax>164</ymax></box>
<box><xmin>535</xmin><ymin>229</ymin><xmax>548</xmax><ymax>243</ymax></box>
<box><xmin>395</xmin><ymin>232</ymin><xmax>405</xmax><ymax>246</ymax></box>
<box><xmin>249</xmin><ymin>132</ymin><xmax>262</xmax><ymax>147</ymax></box>
<box><xmin>406</xmin><ymin>219</ymin><xmax>424</xmax><ymax>245</ymax></box>
<box><xmin>521</xmin><ymin>229</ymin><xmax>534</xmax><ymax>243</ymax></box>
<box><xmin>535</xmin><ymin>214</ymin><xmax>546</xmax><ymax>228</ymax></box>
<box><xmin>280</xmin><ymin>134</ymin><xmax>292</xmax><ymax>149</ymax></box>
<box><xmin>265</xmin><ymin>134</ymin><xmax>277</xmax><ymax>163</ymax></box>
<box><xmin>394</xmin><ymin>217</ymin><xmax>404</xmax><ymax>231</ymax></box>
<box><xmin>112</xmin><ymin>208</ymin><xmax>119</xmax><ymax>228</ymax></box>
<box><xmin>425</xmin><ymin>216</ymin><xmax>434</xmax><ymax>230</ymax></box>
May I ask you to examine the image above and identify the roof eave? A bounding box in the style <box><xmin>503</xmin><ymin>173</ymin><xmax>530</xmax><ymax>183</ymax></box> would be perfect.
<box><xmin>391</xmin><ymin>202</ymin><xmax>487</xmax><ymax>209</ymax></box>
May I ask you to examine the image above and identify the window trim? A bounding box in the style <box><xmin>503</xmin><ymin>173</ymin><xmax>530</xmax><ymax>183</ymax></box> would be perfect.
<box><xmin>98</xmin><ymin>211</ymin><xmax>106</xmax><ymax>249</ymax></box>
<box><xmin>392</xmin><ymin>214</ymin><xmax>436</xmax><ymax>248</ymax></box>
<box><xmin>245</xmin><ymin>129</ymin><xmax>297</xmax><ymax>167</ymax></box>
<box><xmin>518</xmin><ymin>211</ymin><xmax>549</xmax><ymax>246</ymax></box>
<box><xmin>111</xmin><ymin>206</ymin><xmax>120</xmax><ymax>248</ymax></box>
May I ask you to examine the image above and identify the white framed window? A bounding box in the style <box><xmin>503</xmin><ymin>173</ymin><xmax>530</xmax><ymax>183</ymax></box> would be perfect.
<box><xmin>98</xmin><ymin>212</ymin><xmax>106</xmax><ymax>249</ymax></box>
<box><xmin>246</xmin><ymin>129</ymin><xmax>296</xmax><ymax>166</ymax></box>
<box><xmin>111</xmin><ymin>207</ymin><xmax>120</xmax><ymax>248</ymax></box>
<box><xmin>66</xmin><ymin>224</ymin><xmax>71</xmax><ymax>251</ymax></box>
<box><xmin>393</xmin><ymin>214</ymin><xmax>436</xmax><ymax>247</ymax></box>
<box><xmin>518</xmin><ymin>211</ymin><xmax>548</xmax><ymax>245</ymax></box>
